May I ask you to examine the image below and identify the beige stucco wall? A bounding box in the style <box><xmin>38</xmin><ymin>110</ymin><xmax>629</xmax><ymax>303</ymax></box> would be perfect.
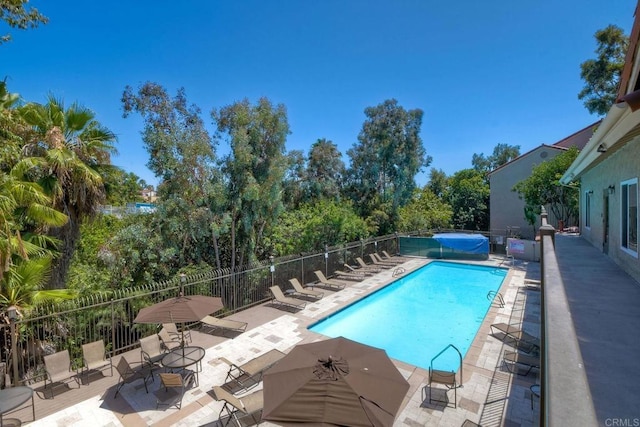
<box><xmin>580</xmin><ymin>135</ymin><xmax>640</xmax><ymax>283</ymax></box>
<box><xmin>489</xmin><ymin>146</ymin><xmax>563</xmax><ymax>240</ymax></box>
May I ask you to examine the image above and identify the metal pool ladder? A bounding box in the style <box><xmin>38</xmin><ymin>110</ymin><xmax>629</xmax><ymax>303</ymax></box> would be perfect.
<box><xmin>392</xmin><ymin>266</ymin><xmax>405</xmax><ymax>277</ymax></box>
<box><xmin>426</xmin><ymin>344</ymin><xmax>463</xmax><ymax>408</ymax></box>
<box><xmin>487</xmin><ymin>290</ymin><xmax>505</xmax><ymax>308</ymax></box>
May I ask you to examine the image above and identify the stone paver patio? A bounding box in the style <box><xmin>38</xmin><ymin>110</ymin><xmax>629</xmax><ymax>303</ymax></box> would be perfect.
<box><xmin>8</xmin><ymin>255</ymin><xmax>542</xmax><ymax>426</ymax></box>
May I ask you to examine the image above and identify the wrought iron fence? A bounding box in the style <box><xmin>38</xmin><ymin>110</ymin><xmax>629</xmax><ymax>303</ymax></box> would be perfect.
<box><xmin>0</xmin><ymin>234</ymin><xmax>401</xmax><ymax>387</ymax></box>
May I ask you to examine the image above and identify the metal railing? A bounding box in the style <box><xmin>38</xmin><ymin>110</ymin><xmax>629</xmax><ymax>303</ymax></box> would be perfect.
<box><xmin>0</xmin><ymin>228</ymin><xmax>514</xmax><ymax>388</ymax></box>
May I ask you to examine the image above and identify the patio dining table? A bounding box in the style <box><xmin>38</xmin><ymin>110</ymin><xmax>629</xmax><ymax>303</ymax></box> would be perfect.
<box><xmin>0</xmin><ymin>386</ymin><xmax>35</xmax><ymax>426</ymax></box>
<box><xmin>162</xmin><ymin>346</ymin><xmax>205</xmax><ymax>386</ymax></box>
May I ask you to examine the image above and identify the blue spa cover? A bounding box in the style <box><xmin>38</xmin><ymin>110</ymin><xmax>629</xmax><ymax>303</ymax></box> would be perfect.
<box><xmin>432</xmin><ymin>233</ymin><xmax>489</xmax><ymax>254</ymax></box>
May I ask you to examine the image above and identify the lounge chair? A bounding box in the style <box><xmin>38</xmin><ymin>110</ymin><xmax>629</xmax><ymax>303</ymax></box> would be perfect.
<box><xmin>43</xmin><ymin>349</ymin><xmax>80</xmax><ymax>398</ymax></box>
<box><xmin>374</xmin><ymin>252</ymin><xmax>403</xmax><ymax>264</ymax></box>
<box><xmin>156</xmin><ymin>371</ymin><xmax>196</xmax><ymax>409</ymax></box>
<box><xmin>313</xmin><ymin>270</ymin><xmax>347</xmax><ymax>290</ymax></box>
<box><xmin>269</xmin><ymin>285</ymin><xmax>307</xmax><ymax>311</ymax></box>
<box><xmin>158</xmin><ymin>327</ymin><xmax>182</xmax><ymax>351</ymax></box>
<box><xmin>344</xmin><ymin>263</ymin><xmax>374</xmax><ymax>276</ymax></box>
<box><xmin>114</xmin><ymin>356</ymin><xmax>155</xmax><ymax>398</ymax></box>
<box><xmin>355</xmin><ymin>257</ymin><xmax>382</xmax><ymax>272</ymax></box>
<box><xmin>368</xmin><ymin>253</ymin><xmax>395</xmax><ymax>268</ymax></box>
<box><xmin>162</xmin><ymin>322</ymin><xmax>192</xmax><ymax>344</ymax></box>
<box><xmin>200</xmin><ymin>315</ymin><xmax>248</xmax><ymax>337</ymax></box>
<box><xmin>382</xmin><ymin>250</ymin><xmax>408</xmax><ymax>262</ymax></box>
<box><xmin>503</xmin><ymin>350</ymin><xmax>540</xmax><ymax>375</ymax></box>
<box><xmin>490</xmin><ymin>323</ymin><xmax>540</xmax><ymax>353</ymax></box>
<box><xmin>219</xmin><ymin>348</ymin><xmax>286</xmax><ymax>393</ymax></box>
<box><xmin>288</xmin><ymin>278</ymin><xmax>324</xmax><ymax>300</ymax></box>
<box><xmin>139</xmin><ymin>334</ymin><xmax>166</xmax><ymax>367</ymax></box>
<box><xmin>81</xmin><ymin>339</ymin><xmax>113</xmax><ymax>384</ymax></box>
<box><xmin>213</xmin><ymin>385</ymin><xmax>263</xmax><ymax>427</ymax></box>
<box><xmin>333</xmin><ymin>268</ymin><xmax>366</xmax><ymax>281</ymax></box>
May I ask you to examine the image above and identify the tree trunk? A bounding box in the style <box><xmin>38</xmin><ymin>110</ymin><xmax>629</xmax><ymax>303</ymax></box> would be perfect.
<box><xmin>212</xmin><ymin>232</ymin><xmax>221</xmax><ymax>270</ymax></box>
<box><xmin>48</xmin><ymin>215</ymin><xmax>81</xmax><ymax>289</ymax></box>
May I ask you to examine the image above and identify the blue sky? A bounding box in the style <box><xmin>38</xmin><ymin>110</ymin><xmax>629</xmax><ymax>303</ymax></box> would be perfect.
<box><xmin>2</xmin><ymin>1</ymin><xmax>635</xmax><ymax>187</ymax></box>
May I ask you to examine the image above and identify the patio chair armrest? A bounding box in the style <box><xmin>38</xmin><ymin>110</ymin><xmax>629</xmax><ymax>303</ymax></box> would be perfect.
<box><xmin>219</xmin><ymin>357</ymin><xmax>244</xmax><ymax>378</ymax></box>
<box><xmin>218</xmin><ymin>356</ymin><xmax>234</xmax><ymax>366</ymax></box>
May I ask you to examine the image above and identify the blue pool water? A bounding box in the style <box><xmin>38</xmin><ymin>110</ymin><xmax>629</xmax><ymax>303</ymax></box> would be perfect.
<box><xmin>309</xmin><ymin>261</ymin><xmax>507</xmax><ymax>372</ymax></box>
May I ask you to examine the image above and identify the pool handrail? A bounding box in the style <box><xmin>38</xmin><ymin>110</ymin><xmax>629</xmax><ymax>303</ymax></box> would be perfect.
<box><xmin>429</xmin><ymin>343</ymin><xmax>463</xmax><ymax>388</ymax></box>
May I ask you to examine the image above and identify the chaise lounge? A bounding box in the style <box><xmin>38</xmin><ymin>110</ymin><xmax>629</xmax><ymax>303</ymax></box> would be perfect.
<box><xmin>355</xmin><ymin>257</ymin><xmax>383</xmax><ymax>272</ymax></box>
<box><xmin>213</xmin><ymin>385</ymin><xmax>263</xmax><ymax>427</ymax></box>
<box><xmin>313</xmin><ymin>270</ymin><xmax>347</xmax><ymax>290</ymax></box>
<box><xmin>269</xmin><ymin>285</ymin><xmax>307</xmax><ymax>311</ymax></box>
<box><xmin>502</xmin><ymin>350</ymin><xmax>540</xmax><ymax>375</ymax></box>
<box><xmin>368</xmin><ymin>253</ymin><xmax>395</xmax><ymax>268</ymax></box>
<box><xmin>333</xmin><ymin>268</ymin><xmax>366</xmax><ymax>281</ymax></box>
<box><xmin>219</xmin><ymin>348</ymin><xmax>286</xmax><ymax>393</ymax></box>
<box><xmin>288</xmin><ymin>278</ymin><xmax>324</xmax><ymax>300</ymax></box>
<box><xmin>200</xmin><ymin>315</ymin><xmax>248</xmax><ymax>337</ymax></box>
<box><xmin>490</xmin><ymin>323</ymin><xmax>540</xmax><ymax>353</ymax></box>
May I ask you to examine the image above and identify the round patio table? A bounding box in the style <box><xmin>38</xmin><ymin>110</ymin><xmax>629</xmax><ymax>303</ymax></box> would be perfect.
<box><xmin>162</xmin><ymin>346</ymin><xmax>205</xmax><ymax>386</ymax></box>
<box><xmin>0</xmin><ymin>386</ymin><xmax>35</xmax><ymax>426</ymax></box>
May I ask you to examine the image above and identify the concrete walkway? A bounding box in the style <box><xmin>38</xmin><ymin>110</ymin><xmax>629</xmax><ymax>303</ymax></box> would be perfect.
<box><xmin>555</xmin><ymin>235</ymin><xmax>640</xmax><ymax>424</ymax></box>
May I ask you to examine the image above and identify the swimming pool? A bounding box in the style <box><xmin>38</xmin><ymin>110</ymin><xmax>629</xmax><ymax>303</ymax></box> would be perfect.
<box><xmin>309</xmin><ymin>261</ymin><xmax>507</xmax><ymax>372</ymax></box>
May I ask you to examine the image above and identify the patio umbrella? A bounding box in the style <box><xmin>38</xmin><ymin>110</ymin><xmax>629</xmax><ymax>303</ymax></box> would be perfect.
<box><xmin>262</xmin><ymin>336</ymin><xmax>410</xmax><ymax>427</ymax></box>
<box><xmin>134</xmin><ymin>294</ymin><xmax>223</xmax><ymax>346</ymax></box>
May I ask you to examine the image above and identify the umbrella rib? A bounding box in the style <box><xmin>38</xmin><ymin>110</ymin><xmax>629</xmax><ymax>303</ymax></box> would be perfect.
<box><xmin>359</xmin><ymin>394</ymin><xmax>396</xmax><ymax>418</ymax></box>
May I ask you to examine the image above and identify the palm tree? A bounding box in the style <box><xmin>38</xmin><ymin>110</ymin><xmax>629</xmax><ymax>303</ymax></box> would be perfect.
<box><xmin>18</xmin><ymin>96</ymin><xmax>117</xmax><ymax>288</ymax></box>
<box><xmin>1</xmin><ymin>83</ymin><xmax>68</xmax><ymax>294</ymax></box>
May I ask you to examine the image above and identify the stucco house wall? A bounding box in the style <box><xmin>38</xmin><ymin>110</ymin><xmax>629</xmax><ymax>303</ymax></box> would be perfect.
<box><xmin>580</xmin><ymin>136</ymin><xmax>640</xmax><ymax>282</ymax></box>
<box><xmin>489</xmin><ymin>145</ymin><xmax>563</xmax><ymax>240</ymax></box>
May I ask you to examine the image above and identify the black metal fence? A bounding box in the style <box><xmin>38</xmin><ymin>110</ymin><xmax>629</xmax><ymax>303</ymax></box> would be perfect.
<box><xmin>0</xmin><ymin>234</ymin><xmax>403</xmax><ymax>387</ymax></box>
<box><xmin>0</xmin><ymin>228</ymin><xmax>514</xmax><ymax>387</ymax></box>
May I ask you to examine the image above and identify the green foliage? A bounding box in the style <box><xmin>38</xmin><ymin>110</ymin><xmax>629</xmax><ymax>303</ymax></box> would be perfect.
<box><xmin>97</xmin><ymin>218</ymin><xmax>177</xmax><ymax>288</ymax></box>
<box><xmin>17</xmin><ymin>95</ymin><xmax>117</xmax><ymax>289</ymax></box>
<box><xmin>472</xmin><ymin>143</ymin><xmax>520</xmax><ymax>176</ymax></box>
<box><xmin>0</xmin><ymin>0</ymin><xmax>48</xmax><ymax>44</ymax></box>
<box><xmin>282</xmin><ymin>150</ymin><xmax>306</xmax><ymax>209</ymax></box>
<box><xmin>579</xmin><ymin>25</ymin><xmax>629</xmax><ymax>116</ymax></box>
<box><xmin>0</xmin><ymin>256</ymin><xmax>77</xmax><ymax>312</ymax></box>
<box><xmin>398</xmin><ymin>186</ymin><xmax>452</xmax><ymax>232</ymax></box>
<box><xmin>213</xmin><ymin>97</ymin><xmax>289</xmax><ymax>268</ymax></box>
<box><xmin>1</xmin><ymin>83</ymin><xmax>72</xmax><ymax>308</ymax></box>
<box><xmin>122</xmin><ymin>82</ymin><xmax>226</xmax><ymax>269</ymax></box>
<box><xmin>346</xmin><ymin>99</ymin><xmax>430</xmax><ymax>234</ymax></box>
<box><xmin>305</xmin><ymin>138</ymin><xmax>345</xmax><ymax>202</ymax></box>
<box><xmin>267</xmin><ymin>200</ymin><xmax>371</xmax><ymax>255</ymax></box>
<box><xmin>447</xmin><ymin>169</ymin><xmax>489</xmax><ymax>230</ymax></box>
<box><xmin>101</xmin><ymin>167</ymin><xmax>145</xmax><ymax>205</ymax></box>
<box><xmin>427</xmin><ymin>168</ymin><xmax>448</xmax><ymax>199</ymax></box>
<box><xmin>513</xmin><ymin>147</ymin><xmax>580</xmax><ymax>226</ymax></box>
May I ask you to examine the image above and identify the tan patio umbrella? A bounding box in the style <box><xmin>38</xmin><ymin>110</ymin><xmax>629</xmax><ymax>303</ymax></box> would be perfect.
<box><xmin>134</xmin><ymin>294</ymin><xmax>223</xmax><ymax>346</ymax></box>
<box><xmin>262</xmin><ymin>336</ymin><xmax>410</xmax><ymax>427</ymax></box>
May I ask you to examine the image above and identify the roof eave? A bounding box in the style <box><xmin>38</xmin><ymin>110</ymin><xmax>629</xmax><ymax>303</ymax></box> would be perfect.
<box><xmin>560</xmin><ymin>102</ymin><xmax>631</xmax><ymax>184</ymax></box>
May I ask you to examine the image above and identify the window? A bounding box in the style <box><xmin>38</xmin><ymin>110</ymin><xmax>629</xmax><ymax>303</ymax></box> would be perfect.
<box><xmin>621</xmin><ymin>178</ymin><xmax>638</xmax><ymax>255</ymax></box>
<box><xmin>585</xmin><ymin>191</ymin><xmax>591</xmax><ymax>228</ymax></box>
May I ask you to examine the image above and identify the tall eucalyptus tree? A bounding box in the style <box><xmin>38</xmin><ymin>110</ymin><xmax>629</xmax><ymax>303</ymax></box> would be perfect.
<box><xmin>346</xmin><ymin>99</ymin><xmax>430</xmax><ymax>234</ymax></box>
<box><xmin>306</xmin><ymin>138</ymin><xmax>345</xmax><ymax>202</ymax></box>
<box><xmin>122</xmin><ymin>82</ymin><xmax>226</xmax><ymax>269</ymax></box>
<box><xmin>212</xmin><ymin>97</ymin><xmax>289</xmax><ymax>269</ymax></box>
